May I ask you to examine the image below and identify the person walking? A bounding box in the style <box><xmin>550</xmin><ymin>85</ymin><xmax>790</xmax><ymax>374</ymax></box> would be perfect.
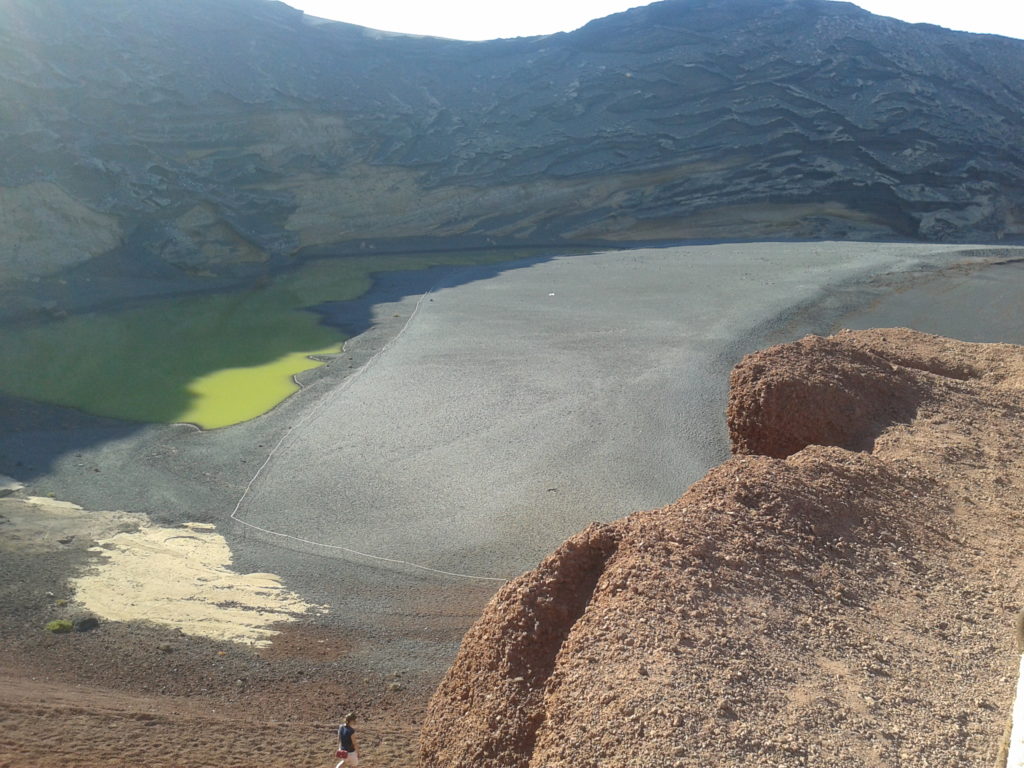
<box><xmin>336</xmin><ymin>712</ymin><xmax>360</xmax><ymax>767</ymax></box>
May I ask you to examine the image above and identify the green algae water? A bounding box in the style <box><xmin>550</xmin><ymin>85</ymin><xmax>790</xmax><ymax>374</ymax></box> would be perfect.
<box><xmin>0</xmin><ymin>251</ymin><xmax>546</xmax><ymax>429</ymax></box>
<box><xmin>178</xmin><ymin>347</ymin><xmax>339</xmax><ymax>429</ymax></box>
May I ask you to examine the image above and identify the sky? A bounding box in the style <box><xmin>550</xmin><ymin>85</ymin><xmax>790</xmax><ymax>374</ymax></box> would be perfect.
<box><xmin>286</xmin><ymin>0</ymin><xmax>1024</xmax><ymax>41</ymax></box>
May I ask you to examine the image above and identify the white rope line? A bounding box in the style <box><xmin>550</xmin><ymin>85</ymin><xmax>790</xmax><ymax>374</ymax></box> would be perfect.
<box><xmin>228</xmin><ymin>283</ymin><xmax>508</xmax><ymax>583</ymax></box>
<box><xmin>228</xmin><ymin>514</ymin><xmax>507</xmax><ymax>582</ymax></box>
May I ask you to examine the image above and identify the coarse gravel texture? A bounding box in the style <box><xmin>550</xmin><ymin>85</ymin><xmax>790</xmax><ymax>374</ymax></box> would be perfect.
<box><xmin>233</xmin><ymin>242</ymin><xmax>1005</xmax><ymax>580</ymax></box>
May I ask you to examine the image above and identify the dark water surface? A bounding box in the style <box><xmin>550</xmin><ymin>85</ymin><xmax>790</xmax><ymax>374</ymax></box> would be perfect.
<box><xmin>836</xmin><ymin>258</ymin><xmax>1024</xmax><ymax>344</ymax></box>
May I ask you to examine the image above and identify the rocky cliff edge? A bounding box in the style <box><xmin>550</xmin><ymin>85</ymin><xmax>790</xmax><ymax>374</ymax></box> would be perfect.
<box><xmin>420</xmin><ymin>328</ymin><xmax>1024</xmax><ymax>767</ymax></box>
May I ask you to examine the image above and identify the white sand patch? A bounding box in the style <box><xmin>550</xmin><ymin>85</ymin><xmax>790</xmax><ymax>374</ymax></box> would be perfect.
<box><xmin>0</xmin><ymin>493</ymin><xmax>321</xmax><ymax>646</ymax></box>
<box><xmin>0</xmin><ymin>496</ymin><xmax>141</xmax><ymax>552</ymax></box>
<box><xmin>71</xmin><ymin>519</ymin><xmax>323</xmax><ymax>646</ymax></box>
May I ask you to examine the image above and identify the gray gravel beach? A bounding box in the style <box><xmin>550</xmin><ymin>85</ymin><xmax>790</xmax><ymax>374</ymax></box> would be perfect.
<box><xmin>6</xmin><ymin>242</ymin><xmax>1022</xmax><ymax>583</ymax></box>
<box><xmin>3</xmin><ymin>239</ymin><xmax>1022</xmax><ymax>687</ymax></box>
<box><xmin>230</xmin><ymin>241</ymin><xmax>1020</xmax><ymax>578</ymax></box>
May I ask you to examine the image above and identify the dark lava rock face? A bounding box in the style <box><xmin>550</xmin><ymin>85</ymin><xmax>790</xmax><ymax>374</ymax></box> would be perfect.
<box><xmin>1</xmin><ymin>0</ymin><xmax>1022</xmax><ymax>292</ymax></box>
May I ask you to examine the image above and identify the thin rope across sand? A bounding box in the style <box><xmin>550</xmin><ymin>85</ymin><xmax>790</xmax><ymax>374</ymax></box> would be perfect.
<box><xmin>228</xmin><ymin>282</ymin><xmax>508</xmax><ymax>582</ymax></box>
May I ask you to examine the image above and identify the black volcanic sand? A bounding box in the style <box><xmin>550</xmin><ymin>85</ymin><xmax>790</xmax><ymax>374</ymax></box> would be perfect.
<box><xmin>2</xmin><ymin>241</ymin><xmax>1023</xmax><ymax>692</ymax></box>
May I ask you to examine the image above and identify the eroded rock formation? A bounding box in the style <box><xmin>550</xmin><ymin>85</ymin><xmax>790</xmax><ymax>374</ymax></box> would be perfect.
<box><xmin>421</xmin><ymin>328</ymin><xmax>1024</xmax><ymax>767</ymax></box>
<box><xmin>1</xmin><ymin>0</ymin><xmax>1023</xmax><ymax>297</ymax></box>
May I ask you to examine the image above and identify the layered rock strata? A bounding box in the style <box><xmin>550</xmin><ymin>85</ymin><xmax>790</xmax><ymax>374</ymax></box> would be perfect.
<box><xmin>421</xmin><ymin>328</ymin><xmax>1024</xmax><ymax>767</ymax></box>
<box><xmin>1</xmin><ymin>0</ymin><xmax>1023</xmax><ymax>293</ymax></box>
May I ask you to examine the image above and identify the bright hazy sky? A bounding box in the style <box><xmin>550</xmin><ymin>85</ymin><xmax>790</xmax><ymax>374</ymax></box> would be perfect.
<box><xmin>285</xmin><ymin>0</ymin><xmax>1023</xmax><ymax>41</ymax></box>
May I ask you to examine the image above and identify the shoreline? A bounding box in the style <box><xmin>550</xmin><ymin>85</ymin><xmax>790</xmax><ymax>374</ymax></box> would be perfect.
<box><xmin>2</xmin><ymin>241</ymin><xmax>1023</xmax><ymax>767</ymax></box>
<box><xmin>2</xmin><ymin>243</ymin><xmax>1022</xmax><ymax>557</ymax></box>
<box><xmin>209</xmin><ymin>243</ymin><xmax>1024</xmax><ymax>581</ymax></box>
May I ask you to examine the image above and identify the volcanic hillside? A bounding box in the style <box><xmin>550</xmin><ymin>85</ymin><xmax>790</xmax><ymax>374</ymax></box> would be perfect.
<box><xmin>2</xmin><ymin>0</ymin><xmax>1023</xmax><ymax>297</ymax></box>
<box><xmin>421</xmin><ymin>328</ymin><xmax>1024</xmax><ymax>767</ymax></box>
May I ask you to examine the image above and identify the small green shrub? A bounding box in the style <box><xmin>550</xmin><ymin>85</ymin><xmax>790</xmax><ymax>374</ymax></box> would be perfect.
<box><xmin>45</xmin><ymin>619</ymin><xmax>73</xmax><ymax>633</ymax></box>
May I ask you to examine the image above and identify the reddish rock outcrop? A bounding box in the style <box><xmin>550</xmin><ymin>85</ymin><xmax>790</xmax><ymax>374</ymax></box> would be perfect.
<box><xmin>420</xmin><ymin>328</ymin><xmax>1024</xmax><ymax>767</ymax></box>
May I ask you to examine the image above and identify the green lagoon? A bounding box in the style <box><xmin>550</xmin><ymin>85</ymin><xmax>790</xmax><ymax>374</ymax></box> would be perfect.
<box><xmin>1</xmin><ymin>251</ymin><xmax>537</xmax><ymax>429</ymax></box>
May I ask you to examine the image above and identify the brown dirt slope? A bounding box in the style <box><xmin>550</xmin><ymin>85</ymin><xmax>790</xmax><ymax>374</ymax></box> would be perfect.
<box><xmin>0</xmin><ymin>533</ymin><xmax>490</xmax><ymax>768</ymax></box>
<box><xmin>420</xmin><ymin>328</ymin><xmax>1024</xmax><ymax>768</ymax></box>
